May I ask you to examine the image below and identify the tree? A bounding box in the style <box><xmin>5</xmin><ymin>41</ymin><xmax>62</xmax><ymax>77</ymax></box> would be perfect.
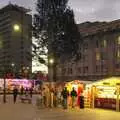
<box><xmin>33</xmin><ymin>0</ymin><xmax>81</xmax><ymax>65</ymax></box>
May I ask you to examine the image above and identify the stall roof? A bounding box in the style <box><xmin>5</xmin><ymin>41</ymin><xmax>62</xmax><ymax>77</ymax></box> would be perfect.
<box><xmin>67</xmin><ymin>80</ymin><xmax>92</xmax><ymax>84</ymax></box>
<box><xmin>87</xmin><ymin>77</ymin><xmax>120</xmax><ymax>87</ymax></box>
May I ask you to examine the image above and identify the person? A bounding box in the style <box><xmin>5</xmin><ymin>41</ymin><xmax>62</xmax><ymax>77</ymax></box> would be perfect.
<box><xmin>13</xmin><ymin>86</ymin><xmax>18</xmax><ymax>103</ymax></box>
<box><xmin>42</xmin><ymin>88</ymin><xmax>46</xmax><ymax>107</ymax></box>
<box><xmin>61</xmin><ymin>87</ymin><xmax>69</xmax><ymax>109</ymax></box>
<box><xmin>56</xmin><ymin>89</ymin><xmax>62</xmax><ymax>107</ymax></box>
<box><xmin>20</xmin><ymin>86</ymin><xmax>24</xmax><ymax>96</ymax></box>
<box><xmin>50</xmin><ymin>88</ymin><xmax>54</xmax><ymax>108</ymax></box>
<box><xmin>25</xmin><ymin>88</ymin><xmax>29</xmax><ymax>97</ymax></box>
<box><xmin>36</xmin><ymin>90</ymin><xmax>43</xmax><ymax>109</ymax></box>
<box><xmin>71</xmin><ymin>87</ymin><xmax>77</xmax><ymax>108</ymax></box>
<box><xmin>29</xmin><ymin>87</ymin><xmax>33</xmax><ymax>98</ymax></box>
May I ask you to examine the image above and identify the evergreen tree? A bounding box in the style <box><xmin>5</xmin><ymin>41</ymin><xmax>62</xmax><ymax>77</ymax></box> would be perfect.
<box><xmin>33</xmin><ymin>0</ymin><xmax>81</xmax><ymax>64</ymax></box>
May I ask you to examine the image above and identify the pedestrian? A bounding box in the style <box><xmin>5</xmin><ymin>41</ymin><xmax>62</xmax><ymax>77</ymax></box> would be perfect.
<box><xmin>13</xmin><ymin>86</ymin><xmax>18</xmax><ymax>103</ymax></box>
<box><xmin>29</xmin><ymin>87</ymin><xmax>33</xmax><ymax>98</ymax></box>
<box><xmin>50</xmin><ymin>88</ymin><xmax>54</xmax><ymax>108</ymax></box>
<box><xmin>71</xmin><ymin>87</ymin><xmax>77</xmax><ymax>108</ymax></box>
<box><xmin>20</xmin><ymin>86</ymin><xmax>24</xmax><ymax>96</ymax></box>
<box><xmin>56</xmin><ymin>89</ymin><xmax>62</xmax><ymax>107</ymax></box>
<box><xmin>42</xmin><ymin>88</ymin><xmax>46</xmax><ymax>107</ymax></box>
<box><xmin>36</xmin><ymin>90</ymin><xmax>43</xmax><ymax>109</ymax></box>
<box><xmin>61</xmin><ymin>87</ymin><xmax>69</xmax><ymax>109</ymax></box>
<box><xmin>25</xmin><ymin>88</ymin><xmax>29</xmax><ymax>97</ymax></box>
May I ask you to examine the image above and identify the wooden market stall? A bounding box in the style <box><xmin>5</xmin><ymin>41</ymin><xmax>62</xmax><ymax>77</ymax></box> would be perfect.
<box><xmin>85</xmin><ymin>77</ymin><xmax>120</xmax><ymax>111</ymax></box>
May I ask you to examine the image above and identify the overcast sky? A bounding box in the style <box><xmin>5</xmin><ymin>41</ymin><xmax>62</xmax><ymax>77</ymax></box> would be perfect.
<box><xmin>0</xmin><ymin>0</ymin><xmax>120</xmax><ymax>23</ymax></box>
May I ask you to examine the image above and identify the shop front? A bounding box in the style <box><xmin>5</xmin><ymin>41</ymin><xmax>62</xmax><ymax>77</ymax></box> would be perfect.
<box><xmin>85</xmin><ymin>77</ymin><xmax>120</xmax><ymax>111</ymax></box>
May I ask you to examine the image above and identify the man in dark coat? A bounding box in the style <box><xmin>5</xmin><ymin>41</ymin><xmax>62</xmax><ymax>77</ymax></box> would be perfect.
<box><xmin>61</xmin><ymin>87</ymin><xmax>69</xmax><ymax>109</ymax></box>
<box><xmin>13</xmin><ymin>86</ymin><xmax>18</xmax><ymax>103</ymax></box>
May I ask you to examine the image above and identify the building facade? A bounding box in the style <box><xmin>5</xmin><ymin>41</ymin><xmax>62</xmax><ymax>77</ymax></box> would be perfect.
<box><xmin>56</xmin><ymin>20</ymin><xmax>120</xmax><ymax>81</ymax></box>
<box><xmin>0</xmin><ymin>4</ymin><xmax>32</xmax><ymax>75</ymax></box>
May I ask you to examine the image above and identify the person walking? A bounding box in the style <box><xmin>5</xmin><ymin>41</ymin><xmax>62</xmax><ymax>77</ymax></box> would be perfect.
<box><xmin>71</xmin><ymin>87</ymin><xmax>77</xmax><ymax>108</ymax></box>
<box><xmin>29</xmin><ymin>87</ymin><xmax>33</xmax><ymax>98</ymax></box>
<box><xmin>13</xmin><ymin>86</ymin><xmax>18</xmax><ymax>103</ymax></box>
<box><xmin>20</xmin><ymin>86</ymin><xmax>24</xmax><ymax>96</ymax></box>
<box><xmin>50</xmin><ymin>88</ymin><xmax>54</xmax><ymax>108</ymax></box>
<box><xmin>61</xmin><ymin>87</ymin><xmax>69</xmax><ymax>109</ymax></box>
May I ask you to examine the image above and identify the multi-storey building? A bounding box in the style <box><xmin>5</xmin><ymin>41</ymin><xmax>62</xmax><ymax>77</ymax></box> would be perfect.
<box><xmin>0</xmin><ymin>4</ymin><xmax>32</xmax><ymax>74</ymax></box>
<box><xmin>56</xmin><ymin>20</ymin><xmax>120</xmax><ymax>81</ymax></box>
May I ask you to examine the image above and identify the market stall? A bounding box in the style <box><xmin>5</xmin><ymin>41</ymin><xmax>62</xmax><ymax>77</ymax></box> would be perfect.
<box><xmin>85</xmin><ymin>77</ymin><xmax>120</xmax><ymax>111</ymax></box>
<box><xmin>65</xmin><ymin>80</ymin><xmax>92</xmax><ymax>107</ymax></box>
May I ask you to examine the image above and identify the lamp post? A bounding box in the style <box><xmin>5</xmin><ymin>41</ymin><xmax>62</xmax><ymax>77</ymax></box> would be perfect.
<box><xmin>3</xmin><ymin>73</ymin><xmax>6</xmax><ymax>103</ymax></box>
<box><xmin>49</xmin><ymin>58</ymin><xmax>54</xmax><ymax>82</ymax></box>
<box><xmin>3</xmin><ymin>24</ymin><xmax>20</xmax><ymax>103</ymax></box>
<box><xmin>48</xmin><ymin>58</ymin><xmax>54</xmax><ymax>89</ymax></box>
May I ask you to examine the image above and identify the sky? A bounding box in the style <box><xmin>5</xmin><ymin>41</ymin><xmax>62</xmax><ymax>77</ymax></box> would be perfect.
<box><xmin>1</xmin><ymin>0</ymin><xmax>120</xmax><ymax>23</ymax></box>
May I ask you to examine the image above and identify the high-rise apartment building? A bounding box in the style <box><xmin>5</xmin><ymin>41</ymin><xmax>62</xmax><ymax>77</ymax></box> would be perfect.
<box><xmin>0</xmin><ymin>4</ymin><xmax>32</xmax><ymax>74</ymax></box>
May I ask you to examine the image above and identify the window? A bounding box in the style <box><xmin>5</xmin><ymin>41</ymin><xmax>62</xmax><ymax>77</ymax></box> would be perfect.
<box><xmin>62</xmin><ymin>68</ymin><xmax>66</xmax><ymax>75</ymax></box>
<box><xmin>101</xmin><ymin>52</ymin><xmax>107</xmax><ymax>60</ymax></box>
<box><xmin>83</xmin><ymin>66</ymin><xmax>88</xmax><ymax>73</ymax></box>
<box><xmin>77</xmin><ymin>67</ymin><xmax>81</xmax><ymax>73</ymax></box>
<box><xmin>96</xmin><ymin>65</ymin><xmax>100</xmax><ymax>72</ymax></box>
<box><xmin>68</xmin><ymin>68</ymin><xmax>72</xmax><ymax>74</ymax></box>
<box><xmin>103</xmin><ymin>40</ymin><xmax>107</xmax><ymax>47</ymax></box>
<box><xmin>117</xmin><ymin>50</ymin><xmax>120</xmax><ymax>59</ymax></box>
<box><xmin>117</xmin><ymin>36</ymin><xmax>120</xmax><ymax>45</ymax></box>
<box><xmin>96</xmin><ymin>52</ymin><xmax>100</xmax><ymax>61</ymax></box>
<box><xmin>101</xmin><ymin>40</ymin><xmax>107</xmax><ymax>48</ymax></box>
<box><xmin>96</xmin><ymin>40</ymin><xmax>99</xmax><ymax>48</ymax></box>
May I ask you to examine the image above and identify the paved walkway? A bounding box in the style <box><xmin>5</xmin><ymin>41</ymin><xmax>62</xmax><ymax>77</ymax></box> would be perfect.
<box><xmin>0</xmin><ymin>95</ymin><xmax>120</xmax><ymax>120</ymax></box>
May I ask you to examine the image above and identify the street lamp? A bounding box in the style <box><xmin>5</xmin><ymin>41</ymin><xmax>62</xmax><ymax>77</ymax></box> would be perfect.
<box><xmin>49</xmin><ymin>58</ymin><xmax>54</xmax><ymax>83</ymax></box>
<box><xmin>11</xmin><ymin>63</ymin><xmax>15</xmax><ymax>78</ymax></box>
<box><xmin>49</xmin><ymin>58</ymin><xmax>54</xmax><ymax>65</ymax></box>
<box><xmin>3</xmin><ymin>74</ymin><xmax>6</xmax><ymax>103</ymax></box>
<box><xmin>13</xmin><ymin>24</ymin><xmax>20</xmax><ymax>32</ymax></box>
<box><xmin>11</xmin><ymin>63</ymin><xmax>15</xmax><ymax>67</ymax></box>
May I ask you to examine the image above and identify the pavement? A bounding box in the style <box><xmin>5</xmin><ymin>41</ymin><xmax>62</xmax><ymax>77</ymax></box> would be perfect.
<box><xmin>0</xmin><ymin>95</ymin><xmax>120</xmax><ymax>120</ymax></box>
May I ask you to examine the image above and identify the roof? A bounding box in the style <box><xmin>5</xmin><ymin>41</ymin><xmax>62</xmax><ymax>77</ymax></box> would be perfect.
<box><xmin>78</xmin><ymin>20</ymin><xmax>120</xmax><ymax>37</ymax></box>
<box><xmin>0</xmin><ymin>3</ymin><xmax>31</xmax><ymax>13</ymax></box>
<box><xmin>86</xmin><ymin>77</ymin><xmax>120</xmax><ymax>87</ymax></box>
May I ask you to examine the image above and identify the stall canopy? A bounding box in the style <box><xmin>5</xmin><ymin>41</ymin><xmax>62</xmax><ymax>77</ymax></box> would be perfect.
<box><xmin>87</xmin><ymin>77</ymin><xmax>120</xmax><ymax>87</ymax></box>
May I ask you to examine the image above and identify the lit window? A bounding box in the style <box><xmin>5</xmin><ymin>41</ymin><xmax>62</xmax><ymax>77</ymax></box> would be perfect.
<box><xmin>117</xmin><ymin>50</ymin><xmax>120</xmax><ymax>58</ymax></box>
<box><xmin>96</xmin><ymin>52</ymin><xmax>100</xmax><ymax>60</ymax></box>
<box><xmin>101</xmin><ymin>40</ymin><xmax>107</xmax><ymax>48</ymax></box>
<box><xmin>103</xmin><ymin>40</ymin><xmax>107</xmax><ymax>47</ymax></box>
<box><xmin>117</xmin><ymin>36</ymin><xmax>120</xmax><ymax>44</ymax></box>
